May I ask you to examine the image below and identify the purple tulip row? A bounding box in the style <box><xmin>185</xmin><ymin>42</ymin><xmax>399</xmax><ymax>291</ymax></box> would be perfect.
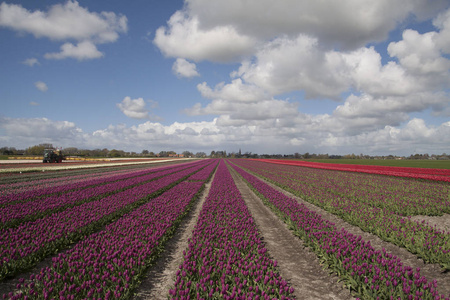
<box><xmin>4</xmin><ymin>179</ymin><xmax>207</xmax><ymax>300</ymax></box>
<box><xmin>0</xmin><ymin>160</ymin><xmax>210</xmax><ymax>280</ymax></box>
<box><xmin>187</xmin><ymin>159</ymin><xmax>219</xmax><ymax>181</ymax></box>
<box><xmin>0</xmin><ymin>166</ymin><xmax>142</xmax><ymax>196</ymax></box>
<box><xmin>228</xmin><ymin>161</ymin><xmax>449</xmax><ymax>299</ymax></box>
<box><xmin>169</xmin><ymin>160</ymin><xmax>295</xmax><ymax>300</ymax></box>
<box><xmin>230</xmin><ymin>159</ymin><xmax>450</xmax><ymax>270</ymax></box>
<box><xmin>0</xmin><ymin>161</ymin><xmax>199</xmax><ymax>207</ymax></box>
<box><xmin>0</xmin><ymin>161</ymin><xmax>205</xmax><ymax>229</ymax></box>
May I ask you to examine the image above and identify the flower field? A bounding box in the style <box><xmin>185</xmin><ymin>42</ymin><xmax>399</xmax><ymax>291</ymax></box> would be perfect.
<box><xmin>228</xmin><ymin>160</ymin><xmax>450</xmax><ymax>299</ymax></box>
<box><xmin>1</xmin><ymin>158</ymin><xmax>449</xmax><ymax>299</ymax></box>
<box><xmin>254</xmin><ymin>159</ymin><xmax>450</xmax><ymax>182</ymax></box>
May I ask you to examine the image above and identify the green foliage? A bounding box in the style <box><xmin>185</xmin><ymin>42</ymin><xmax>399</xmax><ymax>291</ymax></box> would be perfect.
<box><xmin>305</xmin><ymin>159</ymin><xmax>450</xmax><ymax>169</ymax></box>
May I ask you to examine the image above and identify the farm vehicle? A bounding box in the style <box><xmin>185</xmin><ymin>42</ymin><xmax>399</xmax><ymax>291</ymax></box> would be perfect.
<box><xmin>43</xmin><ymin>149</ymin><xmax>64</xmax><ymax>163</ymax></box>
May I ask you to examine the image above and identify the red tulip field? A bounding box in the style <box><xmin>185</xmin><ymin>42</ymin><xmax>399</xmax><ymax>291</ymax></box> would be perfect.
<box><xmin>0</xmin><ymin>158</ymin><xmax>449</xmax><ymax>299</ymax></box>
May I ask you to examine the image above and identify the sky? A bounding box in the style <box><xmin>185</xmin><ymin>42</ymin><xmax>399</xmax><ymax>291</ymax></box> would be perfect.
<box><xmin>1</xmin><ymin>0</ymin><xmax>450</xmax><ymax>156</ymax></box>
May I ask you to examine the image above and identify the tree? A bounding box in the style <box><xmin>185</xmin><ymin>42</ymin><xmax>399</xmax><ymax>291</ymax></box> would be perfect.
<box><xmin>25</xmin><ymin>144</ymin><xmax>53</xmax><ymax>155</ymax></box>
<box><xmin>195</xmin><ymin>152</ymin><xmax>206</xmax><ymax>158</ymax></box>
<box><xmin>63</xmin><ymin>147</ymin><xmax>79</xmax><ymax>156</ymax></box>
<box><xmin>182</xmin><ymin>151</ymin><xmax>193</xmax><ymax>157</ymax></box>
<box><xmin>141</xmin><ymin>149</ymin><xmax>149</xmax><ymax>156</ymax></box>
<box><xmin>109</xmin><ymin>149</ymin><xmax>124</xmax><ymax>157</ymax></box>
<box><xmin>1</xmin><ymin>147</ymin><xmax>17</xmax><ymax>155</ymax></box>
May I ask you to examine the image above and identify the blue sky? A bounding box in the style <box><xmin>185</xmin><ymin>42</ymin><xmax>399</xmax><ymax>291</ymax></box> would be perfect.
<box><xmin>1</xmin><ymin>0</ymin><xmax>449</xmax><ymax>156</ymax></box>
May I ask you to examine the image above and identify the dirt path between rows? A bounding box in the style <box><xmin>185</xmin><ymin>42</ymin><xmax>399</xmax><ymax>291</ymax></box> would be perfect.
<box><xmin>132</xmin><ymin>171</ymin><xmax>217</xmax><ymax>299</ymax></box>
<box><xmin>228</xmin><ymin>165</ymin><xmax>354</xmax><ymax>300</ymax></box>
<box><xmin>231</xmin><ymin>165</ymin><xmax>450</xmax><ymax>297</ymax></box>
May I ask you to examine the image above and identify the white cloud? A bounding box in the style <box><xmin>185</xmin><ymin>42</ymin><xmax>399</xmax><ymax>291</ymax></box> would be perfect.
<box><xmin>116</xmin><ymin>97</ymin><xmax>160</xmax><ymax>120</ymax></box>
<box><xmin>0</xmin><ymin>1</ymin><xmax>127</xmax><ymax>60</ymax></box>
<box><xmin>22</xmin><ymin>58</ymin><xmax>39</xmax><ymax>66</ymax></box>
<box><xmin>181</xmin><ymin>0</ymin><xmax>448</xmax><ymax>50</ymax></box>
<box><xmin>234</xmin><ymin>35</ymin><xmax>352</xmax><ymax>99</ymax></box>
<box><xmin>34</xmin><ymin>81</ymin><xmax>48</xmax><ymax>92</ymax></box>
<box><xmin>197</xmin><ymin>79</ymin><xmax>269</xmax><ymax>103</ymax></box>
<box><xmin>2</xmin><ymin>115</ymin><xmax>450</xmax><ymax>156</ymax></box>
<box><xmin>172</xmin><ymin>58</ymin><xmax>200</xmax><ymax>78</ymax></box>
<box><xmin>433</xmin><ymin>7</ymin><xmax>450</xmax><ymax>53</ymax></box>
<box><xmin>0</xmin><ymin>1</ymin><xmax>127</xmax><ymax>42</ymax></box>
<box><xmin>29</xmin><ymin>101</ymin><xmax>39</xmax><ymax>106</ymax></box>
<box><xmin>44</xmin><ymin>40</ymin><xmax>103</xmax><ymax>61</ymax></box>
<box><xmin>388</xmin><ymin>29</ymin><xmax>450</xmax><ymax>75</ymax></box>
<box><xmin>0</xmin><ymin>117</ymin><xmax>85</xmax><ymax>148</ymax></box>
<box><xmin>154</xmin><ymin>11</ymin><xmax>256</xmax><ymax>62</ymax></box>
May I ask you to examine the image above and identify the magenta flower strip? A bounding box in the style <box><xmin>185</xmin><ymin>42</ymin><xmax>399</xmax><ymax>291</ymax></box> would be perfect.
<box><xmin>232</xmin><ymin>159</ymin><xmax>450</xmax><ymax>270</ymax></box>
<box><xmin>187</xmin><ymin>160</ymin><xmax>219</xmax><ymax>181</ymax></box>
<box><xmin>0</xmin><ymin>161</ymin><xmax>210</xmax><ymax>280</ymax></box>
<box><xmin>169</xmin><ymin>160</ymin><xmax>295</xmax><ymax>300</ymax></box>
<box><xmin>0</xmin><ymin>161</ymin><xmax>197</xmax><ymax>207</ymax></box>
<box><xmin>5</xmin><ymin>179</ymin><xmax>208</xmax><ymax>300</ymax></box>
<box><xmin>0</xmin><ymin>162</ymin><xmax>203</xmax><ymax>229</ymax></box>
<box><xmin>0</xmin><ymin>165</ymin><xmax>145</xmax><ymax>196</ymax></box>
<box><xmin>229</xmin><ymin>161</ymin><xmax>449</xmax><ymax>299</ymax></box>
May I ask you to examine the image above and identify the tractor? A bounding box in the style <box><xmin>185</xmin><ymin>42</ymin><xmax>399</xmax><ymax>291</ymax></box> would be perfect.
<box><xmin>43</xmin><ymin>148</ymin><xmax>64</xmax><ymax>163</ymax></box>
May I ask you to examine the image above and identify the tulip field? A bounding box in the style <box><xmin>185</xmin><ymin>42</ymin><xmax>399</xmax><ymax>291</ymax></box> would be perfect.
<box><xmin>0</xmin><ymin>158</ymin><xmax>449</xmax><ymax>299</ymax></box>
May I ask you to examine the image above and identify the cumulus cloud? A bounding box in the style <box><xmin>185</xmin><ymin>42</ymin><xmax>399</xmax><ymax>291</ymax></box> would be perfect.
<box><xmin>0</xmin><ymin>117</ymin><xmax>85</xmax><ymax>148</ymax></box>
<box><xmin>116</xmin><ymin>97</ymin><xmax>160</xmax><ymax>120</ymax></box>
<box><xmin>154</xmin><ymin>11</ymin><xmax>256</xmax><ymax>62</ymax></box>
<box><xmin>0</xmin><ymin>1</ymin><xmax>127</xmax><ymax>60</ymax></box>
<box><xmin>197</xmin><ymin>79</ymin><xmax>269</xmax><ymax>103</ymax></box>
<box><xmin>22</xmin><ymin>58</ymin><xmax>39</xmax><ymax>66</ymax></box>
<box><xmin>44</xmin><ymin>40</ymin><xmax>103</xmax><ymax>60</ymax></box>
<box><xmin>233</xmin><ymin>35</ymin><xmax>352</xmax><ymax>99</ymax></box>
<box><xmin>433</xmin><ymin>8</ymin><xmax>450</xmax><ymax>53</ymax></box>
<box><xmin>172</xmin><ymin>58</ymin><xmax>200</xmax><ymax>78</ymax></box>
<box><xmin>3</xmin><ymin>115</ymin><xmax>449</xmax><ymax>156</ymax></box>
<box><xmin>388</xmin><ymin>29</ymin><xmax>450</xmax><ymax>75</ymax></box>
<box><xmin>156</xmin><ymin>0</ymin><xmax>448</xmax><ymax>56</ymax></box>
<box><xmin>34</xmin><ymin>81</ymin><xmax>48</xmax><ymax>92</ymax></box>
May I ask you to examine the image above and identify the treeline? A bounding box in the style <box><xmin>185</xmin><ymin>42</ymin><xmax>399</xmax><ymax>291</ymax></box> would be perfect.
<box><xmin>0</xmin><ymin>144</ymin><xmax>207</xmax><ymax>158</ymax></box>
<box><xmin>1</xmin><ymin>144</ymin><xmax>449</xmax><ymax>160</ymax></box>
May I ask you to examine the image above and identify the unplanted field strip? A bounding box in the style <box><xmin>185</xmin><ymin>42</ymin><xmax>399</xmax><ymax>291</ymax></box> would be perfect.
<box><xmin>0</xmin><ymin>158</ymin><xmax>197</xmax><ymax>173</ymax></box>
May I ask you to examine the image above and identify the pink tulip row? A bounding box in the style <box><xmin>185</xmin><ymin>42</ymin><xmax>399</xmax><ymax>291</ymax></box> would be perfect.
<box><xmin>0</xmin><ymin>160</ymin><xmax>210</xmax><ymax>280</ymax></box>
<box><xmin>0</xmin><ymin>162</ymin><xmax>203</xmax><ymax>229</ymax></box>
<box><xmin>254</xmin><ymin>159</ymin><xmax>450</xmax><ymax>182</ymax></box>
<box><xmin>169</xmin><ymin>160</ymin><xmax>295</xmax><ymax>300</ymax></box>
<box><xmin>231</xmin><ymin>159</ymin><xmax>450</xmax><ymax>270</ymax></box>
<box><xmin>4</xmin><ymin>179</ymin><xmax>207</xmax><ymax>300</ymax></box>
<box><xmin>228</xmin><ymin>161</ymin><xmax>449</xmax><ymax>299</ymax></box>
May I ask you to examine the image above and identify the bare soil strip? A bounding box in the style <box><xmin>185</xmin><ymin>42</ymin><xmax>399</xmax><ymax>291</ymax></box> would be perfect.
<box><xmin>229</xmin><ymin>165</ymin><xmax>354</xmax><ymax>300</ymax></box>
<box><xmin>132</xmin><ymin>171</ymin><xmax>217</xmax><ymax>299</ymax></box>
<box><xmin>241</xmin><ymin>168</ymin><xmax>450</xmax><ymax>297</ymax></box>
<box><xmin>409</xmin><ymin>214</ymin><xmax>450</xmax><ymax>234</ymax></box>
